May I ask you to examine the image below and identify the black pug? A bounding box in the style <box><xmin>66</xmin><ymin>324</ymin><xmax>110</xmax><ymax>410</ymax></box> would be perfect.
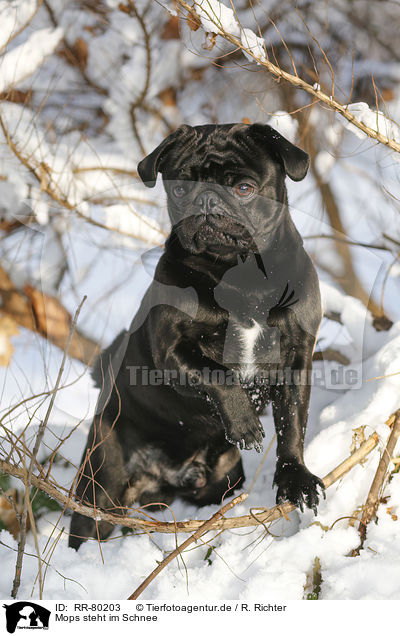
<box><xmin>68</xmin><ymin>123</ymin><xmax>324</xmax><ymax>550</ymax></box>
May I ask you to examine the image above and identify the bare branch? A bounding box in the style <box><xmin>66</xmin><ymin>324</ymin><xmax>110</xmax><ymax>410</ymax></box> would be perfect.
<box><xmin>0</xmin><ymin>417</ymin><xmax>387</xmax><ymax>537</ymax></box>
<box><xmin>175</xmin><ymin>0</ymin><xmax>400</xmax><ymax>153</ymax></box>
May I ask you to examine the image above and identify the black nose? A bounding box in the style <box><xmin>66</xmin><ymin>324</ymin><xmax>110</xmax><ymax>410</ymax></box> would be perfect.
<box><xmin>194</xmin><ymin>190</ymin><xmax>222</xmax><ymax>213</ymax></box>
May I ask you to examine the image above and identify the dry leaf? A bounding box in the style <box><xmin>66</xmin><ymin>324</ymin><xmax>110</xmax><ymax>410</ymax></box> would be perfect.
<box><xmin>372</xmin><ymin>315</ymin><xmax>393</xmax><ymax>331</ymax></box>
<box><xmin>0</xmin><ymin>490</ymin><xmax>27</xmax><ymax>539</ymax></box>
<box><xmin>382</xmin><ymin>88</ymin><xmax>394</xmax><ymax>102</ymax></box>
<box><xmin>24</xmin><ymin>286</ymin><xmax>71</xmax><ymax>342</ymax></box>
<box><xmin>158</xmin><ymin>87</ymin><xmax>177</xmax><ymax>107</ymax></box>
<box><xmin>0</xmin><ymin>89</ymin><xmax>32</xmax><ymax>105</ymax></box>
<box><xmin>0</xmin><ymin>314</ymin><xmax>19</xmax><ymax>366</ymax></box>
<box><xmin>386</xmin><ymin>507</ymin><xmax>398</xmax><ymax>521</ymax></box>
<box><xmin>118</xmin><ymin>2</ymin><xmax>131</xmax><ymax>14</ymax></box>
<box><xmin>0</xmin><ymin>218</ymin><xmax>23</xmax><ymax>233</ymax></box>
<box><xmin>202</xmin><ymin>32</ymin><xmax>216</xmax><ymax>50</ymax></box>
<box><xmin>348</xmin><ymin>505</ymin><xmax>363</xmax><ymax>527</ymax></box>
<box><xmin>350</xmin><ymin>426</ymin><xmax>366</xmax><ymax>456</ymax></box>
<box><xmin>73</xmin><ymin>38</ymin><xmax>88</xmax><ymax>70</ymax></box>
<box><xmin>190</xmin><ymin>67</ymin><xmax>207</xmax><ymax>81</ymax></box>
<box><xmin>58</xmin><ymin>38</ymin><xmax>88</xmax><ymax>71</ymax></box>
<box><xmin>161</xmin><ymin>16</ymin><xmax>180</xmax><ymax>40</ymax></box>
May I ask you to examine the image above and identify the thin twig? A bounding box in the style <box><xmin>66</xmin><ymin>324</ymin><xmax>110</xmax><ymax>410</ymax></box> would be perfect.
<box><xmin>23</xmin><ymin>457</ymin><xmax>43</xmax><ymax>598</ymax></box>
<box><xmin>246</xmin><ymin>434</ymin><xmax>276</xmax><ymax>495</ymax></box>
<box><xmin>303</xmin><ymin>234</ymin><xmax>392</xmax><ymax>252</ymax></box>
<box><xmin>10</xmin><ymin>296</ymin><xmax>87</xmax><ymax>599</ymax></box>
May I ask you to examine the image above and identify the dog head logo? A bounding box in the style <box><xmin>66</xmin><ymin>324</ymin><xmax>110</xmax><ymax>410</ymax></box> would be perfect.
<box><xmin>3</xmin><ymin>602</ymin><xmax>50</xmax><ymax>634</ymax></box>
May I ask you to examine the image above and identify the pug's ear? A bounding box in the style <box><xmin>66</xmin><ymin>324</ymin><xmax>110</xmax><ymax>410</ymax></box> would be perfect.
<box><xmin>137</xmin><ymin>124</ymin><xmax>194</xmax><ymax>187</ymax></box>
<box><xmin>247</xmin><ymin>123</ymin><xmax>310</xmax><ymax>182</ymax></box>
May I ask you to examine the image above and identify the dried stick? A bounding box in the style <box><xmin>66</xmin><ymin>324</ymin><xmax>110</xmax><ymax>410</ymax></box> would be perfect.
<box><xmin>0</xmin><ymin>425</ymin><xmax>383</xmax><ymax>536</ymax></box>
<box><xmin>358</xmin><ymin>409</ymin><xmax>400</xmax><ymax>546</ymax></box>
<box><xmin>127</xmin><ymin>492</ymin><xmax>248</xmax><ymax>600</ymax></box>
<box><xmin>303</xmin><ymin>235</ymin><xmax>391</xmax><ymax>252</ymax></box>
<box><xmin>124</xmin><ymin>1</ymin><xmax>152</xmax><ymax>156</ymax></box>
<box><xmin>10</xmin><ymin>297</ymin><xmax>87</xmax><ymax>599</ymax></box>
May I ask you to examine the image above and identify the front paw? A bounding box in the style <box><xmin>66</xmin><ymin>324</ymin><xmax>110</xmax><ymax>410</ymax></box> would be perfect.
<box><xmin>273</xmin><ymin>460</ymin><xmax>325</xmax><ymax>513</ymax></box>
<box><xmin>225</xmin><ymin>417</ymin><xmax>265</xmax><ymax>452</ymax></box>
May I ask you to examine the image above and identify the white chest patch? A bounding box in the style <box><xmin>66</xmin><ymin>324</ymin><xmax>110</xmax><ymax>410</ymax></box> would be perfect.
<box><xmin>238</xmin><ymin>319</ymin><xmax>263</xmax><ymax>379</ymax></box>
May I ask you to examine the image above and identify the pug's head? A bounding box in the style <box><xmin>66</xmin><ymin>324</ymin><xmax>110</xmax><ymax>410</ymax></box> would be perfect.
<box><xmin>137</xmin><ymin>123</ymin><xmax>309</xmax><ymax>256</ymax></box>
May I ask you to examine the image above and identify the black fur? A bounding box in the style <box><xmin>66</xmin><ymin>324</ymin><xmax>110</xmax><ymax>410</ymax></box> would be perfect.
<box><xmin>69</xmin><ymin>123</ymin><xmax>324</xmax><ymax>550</ymax></box>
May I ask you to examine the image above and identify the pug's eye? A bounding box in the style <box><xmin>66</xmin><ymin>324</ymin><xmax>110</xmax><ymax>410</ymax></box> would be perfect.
<box><xmin>235</xmin><ymin>183</ymin><xmax>255</xmax><ymax>197</ymax></box>
<box><xmin>172</xmin><ymin>184</ymin><xmax>187</xmax><ymax>198</ymax></box>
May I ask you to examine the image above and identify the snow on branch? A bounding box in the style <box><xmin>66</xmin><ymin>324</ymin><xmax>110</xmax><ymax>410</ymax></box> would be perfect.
<box><xmin>176</xmin><ymin>0</ymin><xmax>400</xmax><ymax>154</ymax></box>
<box><xmin>195</xmin><ymin>0</ymin><xmax>240</xmax><ymax>36</ymax></box>
<box><xmin>0</xmin><ymin>27</ymin><xmax>63</xmax><ymax>93</ymax></box>
<box><xmin>0</xmin><ymin>0</ymin><xmax>41</xmax><ymax>52</ymax></box>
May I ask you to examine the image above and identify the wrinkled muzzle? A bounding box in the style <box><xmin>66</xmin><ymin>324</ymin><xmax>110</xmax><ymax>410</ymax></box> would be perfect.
<box><xmin>164</xmin><ymin>180</ymin><xmax>285</xmax><ymax>255</ymax></box>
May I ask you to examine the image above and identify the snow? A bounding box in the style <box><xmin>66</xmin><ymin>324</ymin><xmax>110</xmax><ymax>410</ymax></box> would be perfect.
<box><xmin>240</xmin><ymin>28</ymin><xmax>266</xmax><ymax>64</ymax></box>
<box><xmin>267</xmin><ymin>111</ymin><xmax>298</xmax><ymax>143</ymax></box>
<box><xmin>314</xmin><ymin>151</ymin><xmax>335</xmax><ymax>181</ymax></box>
<box><xmin>103</xmin><ymin>204</ymin><xmax>166</xmax><ymax>245</ymax></box>
<box><xmin>0</xmin><ymin>27</ymin><xmax>63</xmax><ymax>92</ymax></box>
<box><xmin>0</xmin><ymin>0</ymin><xmax>38</xmax><ymax>51</ymax></box>
<box><xmin>195</xmin><ymin>0</ymin><xmax>240</xmax><ymax>37</ymax></box>
<box><xmin>344</xmin><ymin>102</ymin><xmax>400</xmax><ymax>143</ymax></box>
